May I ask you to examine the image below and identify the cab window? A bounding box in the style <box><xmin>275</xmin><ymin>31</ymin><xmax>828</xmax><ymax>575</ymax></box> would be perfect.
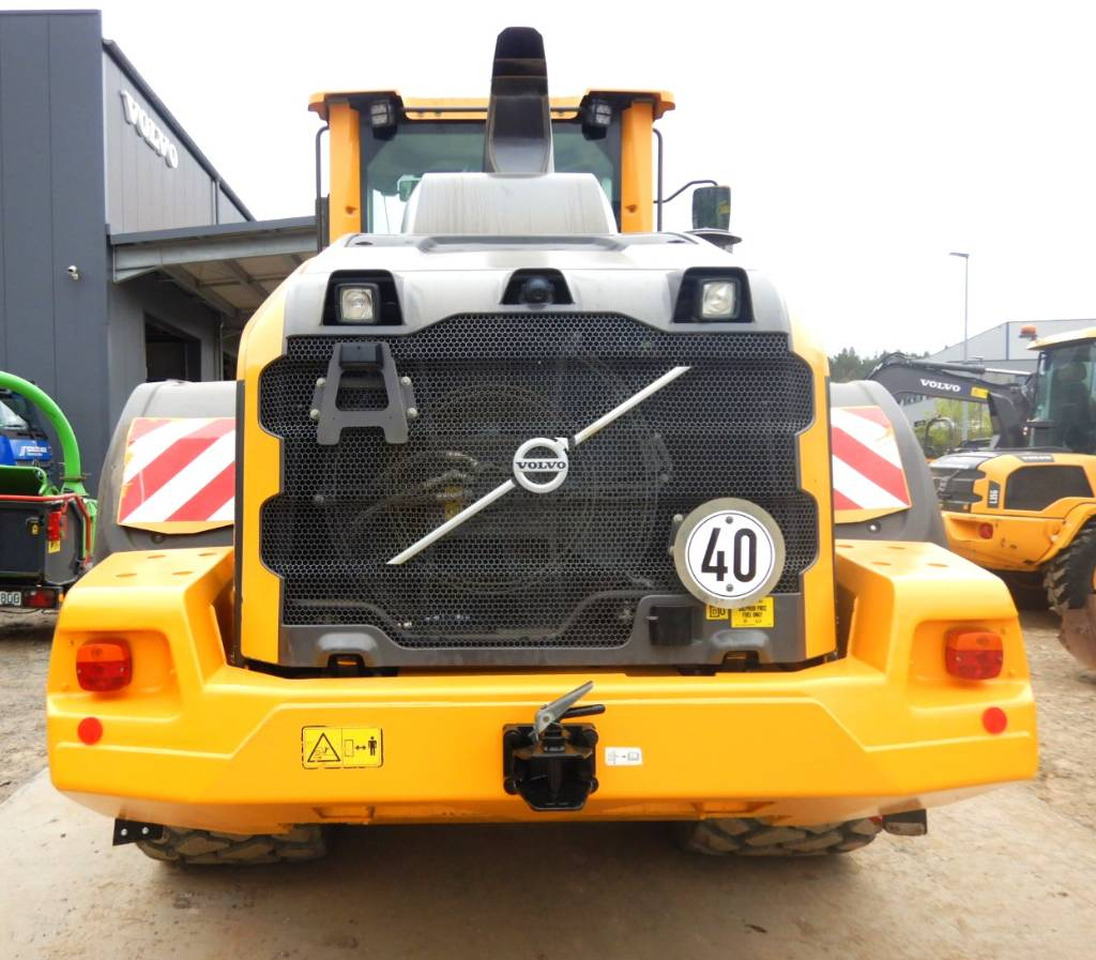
<box><xmin>360</xmin><ymin>118</ymin><xmax>621</xmax><ymax>233</ymax></box>
<box><xmin>1033</xmin><ymin>344</ymin><xmax>1096</xmax><ymax>452</ymax></box>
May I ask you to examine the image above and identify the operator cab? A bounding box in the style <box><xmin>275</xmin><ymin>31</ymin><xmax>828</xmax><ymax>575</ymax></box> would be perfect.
<box><xmin>310</xmin><ymin>86</ymin><xmax>674</xmax><ymax>241</ymax></box>
<box><xmin>1029</xmin><ymin>339</ymin><xmax>1096</xmax><ymax>453</ymax></box>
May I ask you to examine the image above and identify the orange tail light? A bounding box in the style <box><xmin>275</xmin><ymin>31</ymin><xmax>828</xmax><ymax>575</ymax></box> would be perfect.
<box><xmin>76</xmin><ymin>639</ymin><xmax>132</xmax><ymax>692</ymax></box>
<box><xmin>945</xmin><ymin>628</ymin><xmax>1003</xmax><ymax>680</ymax></box>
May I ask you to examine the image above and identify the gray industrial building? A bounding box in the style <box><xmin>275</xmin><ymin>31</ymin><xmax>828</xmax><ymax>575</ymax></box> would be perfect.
<box><xmin>0</xmin><ymin>10</ymin><xmax>315</xmax><ymax>488</ymax></box>
<box><xmin>927</xmin><ymin>318</ymin><xmax>1095</xmax><ymax>372</ymax></box>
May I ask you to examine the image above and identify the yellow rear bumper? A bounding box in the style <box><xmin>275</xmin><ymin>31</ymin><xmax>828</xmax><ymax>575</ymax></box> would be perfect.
<box><xmin>47</xmin><ymin>543</ymin><xmax>1037</xmax><ymax>835</ymax></box>
<box><xmin>943</xmin><ymin>512</ymin><xmax>1058</xmax><ymax>572</ymax></box>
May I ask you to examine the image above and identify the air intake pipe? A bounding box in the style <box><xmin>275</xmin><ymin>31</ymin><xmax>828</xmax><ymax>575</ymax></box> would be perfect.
<box><xmin>483</xmin><ymin>27</ymin><xmax>554</xmax><ymax>174</ymax></box>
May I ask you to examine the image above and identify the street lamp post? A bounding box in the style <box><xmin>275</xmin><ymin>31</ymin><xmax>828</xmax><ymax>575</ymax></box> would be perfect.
<box><xmin>949</xmin><ymin>252</ymin><xmax>970</xmax><ymax>361</ymax></box>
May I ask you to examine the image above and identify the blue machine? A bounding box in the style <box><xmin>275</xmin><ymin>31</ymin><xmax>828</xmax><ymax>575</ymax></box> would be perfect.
<box><xmin>0</xmin><ymin>393</ymin><xmax>53</xmax><ymax>467</ymax></box>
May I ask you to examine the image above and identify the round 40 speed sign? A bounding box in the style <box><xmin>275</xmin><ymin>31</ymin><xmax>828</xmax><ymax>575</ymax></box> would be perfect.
<box><xmin>672</xmin><ymin>498</ymin><xmax>786</xmax><ymax>608</ymax></box>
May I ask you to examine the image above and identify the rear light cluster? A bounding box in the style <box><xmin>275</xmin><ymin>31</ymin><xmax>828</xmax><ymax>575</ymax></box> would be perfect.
<box><xmin>46</xmin><ymin>507</ymin><xmax>66</xmax><ymax>545</ymax></box>
<box><xmin>945</xmin><ymin>628</ymin><xmax>1003</xmax><ymax>680</ymax></box>
<box><xmin>75</xmin><ymin>639</ymin><xmax>132</xmax><ymax>692</ymax></box>
<box><xmin>24</xmin><ymin>588</ymin><xmax>58</xmax><ymax>609</ymax></box>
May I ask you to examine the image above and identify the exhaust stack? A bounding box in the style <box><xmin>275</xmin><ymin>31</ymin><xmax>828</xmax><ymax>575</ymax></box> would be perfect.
<box><xmin>483</xmin><ymin>27</ymin><xmax>553</xmax><ymax>174</ymax></box>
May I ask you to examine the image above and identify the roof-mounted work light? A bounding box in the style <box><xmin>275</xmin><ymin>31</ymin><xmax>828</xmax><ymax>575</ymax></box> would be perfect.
<box><xmin>369</xmin><ymin>98</ymin><xmax>398</xmax><ymax>140</ymax></box>
<box><xmin>580</xmin><ymin>96</ymin><xmax>613</xmax><ymax>140</ymax></box>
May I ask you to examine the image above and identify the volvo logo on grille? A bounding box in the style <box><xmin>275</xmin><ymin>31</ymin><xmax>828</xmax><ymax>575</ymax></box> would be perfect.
<box><xmin>388</xmin><ymin>365</ymin><xmax>691</xmax><ymax>565</ymax></box>
<box><xmin>512</xmin><ymin>437</ymin><xmax>570</xmax><ymax>493</ymax></box>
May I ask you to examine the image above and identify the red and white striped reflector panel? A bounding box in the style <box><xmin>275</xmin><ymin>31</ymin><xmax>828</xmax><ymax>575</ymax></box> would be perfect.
<box><xmin>117</xmin><ymin>417</ymin><xmax>235</xmax><ymax>534</ymax></box>
<box><xmin>831</xmin><ymin>405</ymin><xmax>912</xmax><ymax>524</ymax></box>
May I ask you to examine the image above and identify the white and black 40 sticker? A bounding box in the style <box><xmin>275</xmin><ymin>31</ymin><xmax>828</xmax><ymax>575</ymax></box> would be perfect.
<box><xmin>673</xmin><ymin>499</ymin><xmax>786</xmax><ymax>608</ymax></box>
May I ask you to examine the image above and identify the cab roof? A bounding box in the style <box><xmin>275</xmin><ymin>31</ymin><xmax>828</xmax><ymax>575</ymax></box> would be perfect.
<box><xmin>1030</xmin><ymin>326</ymin><xmax>1096</xmax><ymax>350</ymax></box>
<box><xmin>308</xmin><ymin>89</ymin><xmax>675</xmax><ymax>122</ymax></box>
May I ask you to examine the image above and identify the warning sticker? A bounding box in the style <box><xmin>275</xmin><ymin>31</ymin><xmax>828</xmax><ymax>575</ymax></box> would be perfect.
<box><xmin>731</xmin><ymin>597</ymin><xmax>774</xmax><ymax>628</ymax></box>
<box><xmin>605</xmin><ymin>746</ymin><xmax>644</xmax><ymax>767</ymax></box>
<box><xmin>706</xmin><ymin>604</ymin><xmax>729</xmax><ymax>620</ymax></box>
<box><xmin>301</xmin><ymin>726</ymin><xmax>383</xmax><ymax>769</ymax></box>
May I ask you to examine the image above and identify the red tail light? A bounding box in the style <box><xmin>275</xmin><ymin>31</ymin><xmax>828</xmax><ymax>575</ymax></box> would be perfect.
<box><xmin>76</xmin><ymin>640</ymin><xmax>132</xmax><ymax>692</ymax></box>
<box><xmin>24</xmin><ymin>588</ymin><xmax>57</xmax><ymax>609</ymax></box>
<box><xmin>46</xmin><ymin>507</ymin><xmax>65</xmax><ymax>545</ymax></box>
<box><xmin>945</xmin><ymin>628</ymin><xmax>1003</xmax><ymax>680</ymax></box>
<box><xmin>978</xmin><ymin>523</ymin><xmax>994</xmax><ymax>540</ymax></box>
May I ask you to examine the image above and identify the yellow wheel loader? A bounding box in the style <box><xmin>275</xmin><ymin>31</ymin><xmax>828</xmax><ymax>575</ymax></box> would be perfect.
<box><xmin>46</xmin><ymin>28</ymin><xmax>1035</xmax><ymax>864</ymax></box>
<box><xmin>873</xmin><ymin>333</ymin><xmax>1096</xmax><ymax>667</ymax></box>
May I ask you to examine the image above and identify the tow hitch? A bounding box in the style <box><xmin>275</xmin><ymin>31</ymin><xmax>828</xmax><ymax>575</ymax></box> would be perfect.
<box><xmin>503</xmin><ymin>681</ymin><xmax>605</xmax><ymax>812</ymax></box>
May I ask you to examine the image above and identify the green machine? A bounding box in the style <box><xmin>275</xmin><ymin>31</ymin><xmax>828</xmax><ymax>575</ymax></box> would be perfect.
<box><xmin>0</xmin><ymin>372</ymin><xmax>96</xmax><ymax>610</ymax></box>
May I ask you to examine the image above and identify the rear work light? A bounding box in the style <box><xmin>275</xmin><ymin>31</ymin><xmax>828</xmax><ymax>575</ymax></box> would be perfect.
<box><xmin>76</xmin><ymin>639</ymin><xmax>132</xmax><ymax>692</ymax></box>
<box><xmin>945</xmin><ymin>628</ymin><xmax>1003</xmax><ymax>680</ymax></box>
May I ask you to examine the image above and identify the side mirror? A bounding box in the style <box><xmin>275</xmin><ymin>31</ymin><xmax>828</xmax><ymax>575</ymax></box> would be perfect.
<box><xmin>692</xmin><ymin>185</ymin><xmax>731</xmax><ymax>231</ymax></box>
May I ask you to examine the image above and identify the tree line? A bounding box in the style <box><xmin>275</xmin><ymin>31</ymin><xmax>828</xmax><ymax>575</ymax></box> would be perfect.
<box><xmin>828</xmin><ymin>347</ymin><xmax>929</xmax><ymax>383</ymax></box>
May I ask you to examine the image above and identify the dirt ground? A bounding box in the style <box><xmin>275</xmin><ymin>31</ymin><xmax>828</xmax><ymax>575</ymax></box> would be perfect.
<box><xmin>1</xmin><ymin>609</ymin><xmax>1094</xmax><ymax>959</ymax></box>
<box><xmin>0</xmin><ymin>611</ymin><xmax>53</xmax><ymax>803</ymax></box>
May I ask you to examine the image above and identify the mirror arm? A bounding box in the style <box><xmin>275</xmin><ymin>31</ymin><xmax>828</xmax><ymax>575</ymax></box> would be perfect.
<box><xmin>659</xmin><ymin>178</ymin><xmax>719</xmax><ymax>205</ymax></box>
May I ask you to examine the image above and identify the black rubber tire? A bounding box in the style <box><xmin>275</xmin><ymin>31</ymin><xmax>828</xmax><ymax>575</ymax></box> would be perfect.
<box><xmin>136</xmin><ymin>825</ymin><xmax>329</xmax><ymax>865</ymax></box>
<box><xmin>673</xmin><ymin>817</ymin><xmax>882</xmax><ymax>856</ymax></box>
<box><xmin>1044</xmin><ymin>525</ymin><xmax>1096</xmax><ymax>613</ymax></box>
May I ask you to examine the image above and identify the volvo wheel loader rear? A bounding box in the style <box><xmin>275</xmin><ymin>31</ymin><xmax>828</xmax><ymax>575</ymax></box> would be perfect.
<box><xmin>46</xmin><ymin>28</ymin><xmax>1036</xmax><ymax>864</ymax></box>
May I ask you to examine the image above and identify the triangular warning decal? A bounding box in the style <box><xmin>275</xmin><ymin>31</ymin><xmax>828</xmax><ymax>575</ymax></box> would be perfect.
<box><xmin>306</xmin><ymin>731</ymin><xmax>341</xmax><ymax>763</ymax></box>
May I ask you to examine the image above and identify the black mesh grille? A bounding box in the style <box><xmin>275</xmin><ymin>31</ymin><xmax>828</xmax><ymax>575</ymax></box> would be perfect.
<box><xmin>259</xmin><ymin>313</ymin><xmax>816</xmax><ymax>649</ymax></box>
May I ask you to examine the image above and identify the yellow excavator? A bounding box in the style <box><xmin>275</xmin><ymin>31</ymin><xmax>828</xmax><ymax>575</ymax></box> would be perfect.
<box><xmin>46</xmin><ymin>28</ymin><xmax>1034</xmax><ymax>864</ymax></box>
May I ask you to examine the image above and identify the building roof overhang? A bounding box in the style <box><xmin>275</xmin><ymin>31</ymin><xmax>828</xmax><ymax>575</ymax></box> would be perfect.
<box><xmin>110</xmin><ymin>216</ymin><xmax>318</xmax><ymax>327</ymax></box>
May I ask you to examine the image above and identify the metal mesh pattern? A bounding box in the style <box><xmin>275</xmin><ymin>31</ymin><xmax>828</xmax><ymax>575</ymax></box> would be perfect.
<box><xmin>259</xmin><ymin>314</ymin><xmax>816</xmax><ymax>648</ymax></box>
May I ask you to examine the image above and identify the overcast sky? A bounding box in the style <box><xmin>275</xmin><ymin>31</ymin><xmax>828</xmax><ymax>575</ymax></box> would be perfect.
<box><xmin>6</xmin><ymin>0</ymin><xmax>1096</xmax><ymax>355</ymax></box>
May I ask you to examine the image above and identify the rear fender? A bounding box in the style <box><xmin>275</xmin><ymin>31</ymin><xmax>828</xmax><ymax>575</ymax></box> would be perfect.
<box><xmin>1039</xmin><ymin>502</ymin><xmax>1096</xmax><ymax>565</ymax></box>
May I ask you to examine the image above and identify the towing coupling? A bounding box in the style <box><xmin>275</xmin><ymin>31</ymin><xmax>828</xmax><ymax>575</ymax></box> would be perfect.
<box><xmin>503</xmin><ymin>681</ymin><xmax>605</xmax><ymax>812</ymax></box>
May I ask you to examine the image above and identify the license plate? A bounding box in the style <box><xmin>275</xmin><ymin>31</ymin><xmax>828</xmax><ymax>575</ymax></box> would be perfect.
<box><xmin>0</xmin><ymin>590</ymin><xmax>22</xmax><ymax>607</ymax></box>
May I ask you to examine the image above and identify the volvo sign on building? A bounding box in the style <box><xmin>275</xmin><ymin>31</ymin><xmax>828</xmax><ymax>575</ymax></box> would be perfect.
<box><xmin>120</xmin><ymin>90</ymin><xmax>179</xmax><ymax>168</ymax></box>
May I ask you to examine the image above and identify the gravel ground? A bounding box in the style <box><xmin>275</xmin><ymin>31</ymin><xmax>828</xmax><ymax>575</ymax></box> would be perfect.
<box><xmin>1</xmin><ymin>607</ymin><xmax>1094</xmax><ymax>959</ymax></box>
<box><xmin>0</xmin><ymin>611</ymin><xmax>53</xmax><ymax>803</ymax></box>
<box><xmin>1023</xmin><ymin>609</ymin><xmax>1096</xmax><ymax>832</ymax></box>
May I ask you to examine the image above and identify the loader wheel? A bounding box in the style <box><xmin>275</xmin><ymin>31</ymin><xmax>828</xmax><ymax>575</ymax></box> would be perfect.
<box><xmin>673</xmin><ymin>817</ymin><xmax>881</xmax><ymax>856</ymax></box>
<box><xmin>136</xmin><ymin>825</ymin><xmax>329</xmax><ymax>865</ymax></box>
<box><xmin>1044</xmin><ymin>524</ymin><xmax>1096</xmax><ymax>614</ymax></box>
<box><xmin>1044</xmin><ymin>525</ymin><xmax>1096</xmax><ymax>669</ymax></box>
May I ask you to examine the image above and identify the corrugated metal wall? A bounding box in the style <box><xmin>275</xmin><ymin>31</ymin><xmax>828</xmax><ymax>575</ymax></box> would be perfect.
<box><xmin>102</xmin><ymin>54</ymin><xmax>249</xmax><ymax>233</ymax></box>
<box><xmin>0</xmin><ymin>10</ymin><xmax>111</xmax><ymax>487</ymax></box>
